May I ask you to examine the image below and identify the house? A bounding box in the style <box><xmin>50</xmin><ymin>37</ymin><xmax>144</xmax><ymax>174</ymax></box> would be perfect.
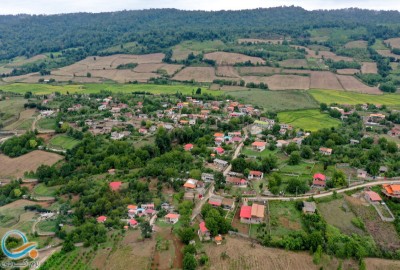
<box><xmin>214</xmin><ymin>137</ymin><xmax>224</xmax><ymax>146</ymax></box>
<box><xmin>128</xmin><ymin>219</ymin><xmax>138</xmax><ymax>228</ymax></box>
<box><xmin>108</xmin><ymin>169</ymin><xmax>116</xmax><ymax>175</ymax></box>
<box><xmin>214</xmin><ymin>132</ymin><xmax>224</xmax><ymax>138</ymax></box>
<box><xmin>240</xmin><ymin>203</ymin><xmax>265</xmax><ymax>224</ymax></box>
<box><xmin>248</xmin><ymin>171</ymin><xmax>263</xmax><ymax>180</ymax></box>
<box><xmin>165</xmin><ymin>213</ymin><xmax>180</xmax><ymax>224</ymax></box>
<box><xmin>141</xmin><ymin>203</ymin><xmax>155</xmax><ymax>210</ymax></box>
<box><xmin>369</xmin><ymin>113</ymin><xmax>385</xmax><ymax>122</ymax></box>
<box><xmin>312</xmin><ymin>173</ymin><xmax>326</xmax><ymax>188</ymax></box>
<box><xmin>226</xmin><ymin>177</ymin><xmax>247</xmax><ymax>187</ymax></box>
<box><xmin>388</xmin><ymin>127</ymin><xmax>400</xmax><ymax>137</ymax></box>
<box><xmin>276</xmin><ymin>140</ymin><xmax>289</xmax><ymax>148</ymax></box>
<box><xmin>232</xmin><ymin>136</ymin><xmax>242</xmax><ymax>143</ymax></box>
<box><xmin>138</xmin><ymin>128</ymin><xmax>148</xmax><ymax>135</ymax></box>
<box><xmin>198</xmin><ymin>221</ymin><xmax>210</xmax><ymax>241</ymax></box>
<box><xmin>228</xmin><ymin>131</ymin><xmax>242</xmax><ymax>137</ymax></box>
<box><xmin>379</xmin><ymin>166</ymin><xmax>388</xmax><ymax>174</ymax></box>
<box><xmin>201</xmin><ymin>173</ymin><xmax>214</xmax><ymax>182</ymax></box>
<box><xmin>252</xmin><ymin>141</ymin><xmax>266</xmax><ymax>152</ymax></box>
<box><xmin>98</xmin><ymin>104</ymin><xmax>107</xmax><ymax>111</ymax></box>
<box><xmin>149</xmin><ymin>126</ymin><xmax>157</xmax><ymax>133</ymax></box>
<box><xmin>221</xmin><ymin>198</ymin><xmax>235</xmax><ymax>210</ymax></box>
<box><xmin>302</xmin><ymin>202</ymin><xmax>317</xmax><ymax>214</ymax></box>
<box><xmin>208</xmin><ymin>196</ymin><xmax>223</xmax><ymax>207</ymax></box>
<box><xmin>357</xmin><ymin>169</ymin><xmax>368</xmax><ymax>179</ymax></box>
<box><xmin>184</xmin><ymin>192</ymin><xmax>195</xmax><ymax>201</ymax></box>
<box><xmin>213</xmin><ymin>159</ymin><xmax>228</xmax><ymax>168</ymax></box>
<box><xmin>350</xmin><ymin>139</ymin><xmax>360</xmax><ymax>145</ymax></box>
<box><xmin>109</xmin><ymin>181</ymin><xmax>122</xmax><ymax>191</ymax></box>
<box><xmin>319</xmin><ymin>147</ymin><xmax>332</xmax><ymax>156</ymax></box>
<box><xmin>382</xmin><ymin>184</ymin><xmax>400</xmax><ymax>199</ymax></box>
<box><xmin>184</xmin><ymin>179</ymin><xmax>198</xmax><ymax>190</ymax></box>
<box><xmin>111</xmin><ymin>132</ymin><xmax>125</xmax><ymax>140</ymax></box>
<box><xmin>97</xmin><ymin>216</ymin><xmax>107</xmax><ymax>223</ymax></box>
<box><xmin>292</xmin><ymin>137</ymin><xmax>303</xmax><ymax>146</ymax></box>
<box><xmin>184</xmin><ymin>144</ymin><xmax>194</xmax><ymax>151</ymax></box>
<box><xmin>365</xmin><ymin>191</ymin><xmax>382</xmax><ymax>204</ymax></box>
<box><xmin>250</xmin><ymin>125</ymin><xmax>263</xmax><ymax>135</ymax></box>
<box><xmin>214</xmin><ymin>235</ymin><xmax>222</xmax><ymax>245</ymax></box>
<box><xmin>215</xmin><ymin>147</ymin><xmax>225</xmax><ymax>155</ymax></box>
<box><xmin>253</xmin><ymin>120</ymin><xmax>270</xmax><ymax>129</ymax></box>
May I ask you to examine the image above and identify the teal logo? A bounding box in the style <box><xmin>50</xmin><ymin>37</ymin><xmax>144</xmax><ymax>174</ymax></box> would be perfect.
<box><xmin>1</xmin><ymin>230</ymin><xmax>38</xmax><ymax>260</ymax></box>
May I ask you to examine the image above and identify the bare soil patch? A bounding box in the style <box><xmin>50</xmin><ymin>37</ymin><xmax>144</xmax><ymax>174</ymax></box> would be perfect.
<box><xmin>384</xmin><ymin>38</ymin><xmax>400</xmax><ymax>49</ymax></box>
<box><xmin>134</xmin><ymin>63</ymin><xmax>183</xmax><ymax>75</ymax></box>
<box><xmin>319</xmin><ymin>51</ymin><xmax>354</xmax><ymax>62</ymax></box>
<box><xmin>243</xmin><ymin>74</ymin><xmax>310</xmax><ymax>90</ymax></box>
<box><xmin>337</xmin><ymin>69</ymin><xmax>359</xmax><ymax>75</ymax></box>
<box><xmin>0</xmin><ymin>150</ymin><xmax>63</xmax><ymax>179</ymax></box>
<box><xmin>216</xmin><ymin>66</ymin><xmax>240</xmax><ymax>78</ymax></box>
<box><xmin>239</xmin><ymin>66</ymin><xmax>281</xmax><ymax>76</ymax></box>
<box><xmin>377</xmin><ymin>50</ymin><xmax>400</xmax><ymax>61</ymax></box>
<box><xmin>345</xmin><ymin>40</ymin><xmax>368</xmax><ymax>49</ymax></box>
<box><xmin>365</xmin><ymin>258</ymin><xmax>400</xmax><ymax>270</ymax></box>
<box><xmin>361</xmin><ymin>62</ymin><xmax>378</xmax><ymax>74</ymax></box>
<box><xmin>336</xmin><ymin>75</ymin><xmax>381</xmax><ymax>94</ymax></box>
<box><xmin>310</xmin><ymin>71</ymin><xmax>343</xmax><ymax>90</ymax></box>
<box><xmin>172</xmin><ymin>67</ymin><xmax>216</xmax><ymax>82</ymax></box>
<box><xmin>204</xmin><ymin>52</ymin><xmax>265</xmax><ymax>65</ymax></box>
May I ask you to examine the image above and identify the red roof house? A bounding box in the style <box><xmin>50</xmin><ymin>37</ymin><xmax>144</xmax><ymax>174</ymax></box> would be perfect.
<box><xmin>240</xmin><ymin>206</ymin><xmax>252</xmax><ymax>219</ymax></box>
<box><xmin>248</xmin><ymin>171</ymin><xmax>263</xmax><ymax>180</ymax></box>
<box><xmin>365</xmin><ymin>191</ymin><xmax>382</xmax><ymax>203</ymax></box>
<box><xmin>184</xmin><ymin>144</ymin><xmax>194</xmax><ymax>151</ymax></box>
<box><xmin>198</xmin><ymin>221</ymin><xmax>210</xmax><ymax>241</ymax></box>
<box><xmin>312</xmin><ymin>174</ymin><xmax>326</xmax><ymax>188</ymax></box>
<box><xmin>109</xmin><ymin>181</ymin><xmax>122</xmax><ymax>191</ymax></box>
<box><xmin>128</xmin><ymin>219</ymin><xmax>138</xmax><ymax>227</ymax></box>
<box><xmin>97</xmin><ymin>216</ymin><xmax>107</xmax><ymax>223</ymax></box>
<box><xmin>215</xmin><ymin>147</ymin><xmax>225</xmax><ymax>155</ymax></box>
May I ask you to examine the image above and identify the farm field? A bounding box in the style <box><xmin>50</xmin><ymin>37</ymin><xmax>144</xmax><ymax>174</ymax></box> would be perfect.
<box><xmin>278</xmin><ymin>59</ymin><xmax>308</xmax><ymax>68</ymax></box>
<box><xmin>0</xmin><ymin>150</ymin><xmax>63</xmax><ymax>179</ymax></box>
<box><xmin>336</xmin><ymin>69</ymin><xmax>359</xmax><ymax>75</ymax></box>
<box><xmin>310</xmin><ymin>71</ymin><xmax>343</xmax><ymax>90</ymax></box>
<box><xmin>37</xmin><ymin>117</ymin><xmax>57</xmax><ymax>130</ymax></box>
<box><xmin>317</xmin><ymin>197</ymin><xmax>365</xmax><ymax>236</ymax></box>
<box><xmin>133</xmin><ymin>63</ymin><xmax>183</xmax><ymax>75</ymax></box>
<box><xmin>2</xmin><ymin>108</ymin><xmax>36</xmax><ymax>131</ymax></box>
<box><xmin>336</xmin><ymin>75</ymin><xmax>381</xmax><ymax>94</ymax></box>
<box><xmin>33</xmin><ymin>183</ymin><xmax>60</xmax><ymax>197</ymax></box>
<box><xmin>277</xmin><ymin>109</ymin><xmax>341</xmax><ymax>132</ymax></box>
<box><xmin>172</xmin><ymin>66</ymin><xmax>217</xmax><ymax>82</ymax></box>
<box><xmin>238</xmin><ymin>66</ymin><xmax>281</xmax><ymax>76</ymax></box>
<box><xmin>237</xmin><ymin>38</ymin><xmax>289</xmax><ymax>44</ymax></box>
<box><xmin>377</xmin><ymin>50</ymin><xmax>400</xmax><ymax>60</ymax></box>
<box><xmin>309</xmin><ymin>89</ymin><xmax>400</xmax><ymax>108</ymax></box>
<box><xmin>204</xmin><ymin>52</ymin><xmax>265</xmax><ymax>65</ymax></box>
<box><xmin>344</xmin><ymin>40</ymin><xmax>368</xmax><ymax>49</ymax></box>
<box><xmin>269</xmin><ymin>201</ymin><xmax>303</xmax><ymax>239</ymax></box>
<box><xmin>384</xmin><ymin>38</ymin><xmax>400</xmax><ymax>49</ymax></box>
<box><xmin>361</xmin><ymin>62</ymin><xmax>378</xmax><ymax>74</ymax></box>
<box><xmin>242</xmin><ymin>75</ymin><xmax>310</xmax><ymax>90</ymax></box>
<box><xmin>171</xmin><ymin>40</ymin><xmax>227</xmax><ymax>61</ymax></box>
<box><xmin>226</xmin><ymin>89</ymin><xmax>319</xmax><ymax>111</ymax></box>
<box><xmin>49</xmin><ymin>135</ymin><xmax>81</xmax><ymax>150</ymax></box>
<box><xmin>0</xmin><ymin>83</ymin><xmax>222</xmax><ymax>96</ymax></box>
<box><xmin>0</xmin><ymin>97</ymin><xmax>26</xmax><ymax>127</ymax></box>
<box><xmin>216</xmin><ymin>66</ymin><xmax>240</xmax><ymax>78</ymax></box>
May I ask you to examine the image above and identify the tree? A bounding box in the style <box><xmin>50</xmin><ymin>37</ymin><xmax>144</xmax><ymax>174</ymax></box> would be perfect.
<box><xmin>288</xmin><ymin>151</ymin><xmax>301</xmax><ymax>165</ymax></box>
<box><xmin>140</xmin><ymin>221</ymin><xmax>152</xmax><ymax>238</ymax></box>
<box><xmin>286</xmin><ymin>178</ymin><xmax>309</xmax><ymax>194</ymax></box>
<box><xmin>332</xmin><ymin>170</ymin><xmax>346</xmax><ymax>187</ymax></box>
<box><xmin>178</xmin><ymin>227</ymin><xmax>196</xmax><ymax>244</ymax></box>
<box><xmin>196</xmin><ymin>88</ymin><xmax>202</xmax><ymax>94</ymax></box>
<box><xmin>387</xmin><ymin>141</ymin><xmax>398</xmax><ymax>153</ymax></box>
<box><xmin>286</xmin><ymin>142</ymin><xmax>299</xmax><ymax>154</ymax></box>
<box><xmin>300</xmin><ymin>146</ymin><xmax>313</xmax><ymax>159</ymax></box>
<box><xmin>86</xmin><ymin>72</ymin><xmax>91</xmax><ymax>78</ymax></box>
<box><xmin>183</xmin><ymin>253</ymin><xmax>198</xmax><ymax>270</ymax></box>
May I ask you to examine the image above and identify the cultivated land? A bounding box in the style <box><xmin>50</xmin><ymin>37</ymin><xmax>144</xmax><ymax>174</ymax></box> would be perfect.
<box><xmin>242</xmin><ymin>75</ymin><xmax>310</xmax><ymax>90</ymax></box>
<box><xmin>0</xmin><ymin>83</ymin><xmax>222</xmax><ymax>96</ymax></box>
<box><xmin>238</xmin><ymin>66</ymin><xmax>281</xmax><ymax>76</ymax></box>
<box><xmin>269</xmin><ymin>201</ymin><xmax>303</xmax><ymax>239</ymax></box>
<box><xmin>278</xmin><ymin>59</ymin><xmax>308</xmax><ymax>68</ymax></box>
<box><xmin>337</xmin><ymin>69</ymin><xmax>359</xmax><ymax>75</ymax></box>
<box><xmin>336</xmin><ymin>75</ymin><xmax>381</xmax><ymax>94</ymax></box>
<box><xmin>309</xmin><ymin>89</ymin><xmax>400</xmax><ymax>108</ymax></box>
<box><xmin>385</xmin><ymin>38</ymin><xmax>400</xmax><ymax>49</ymax></box>
<box><xmin>310</xmin><ymin>71</ymin><xmax>343</xmax><ymax>90</ymax></box>
<box><xmin>226</xmin><ymin>89</ymin><xmax>319</xmax><ymax>111</ymax></box>
<box><xmin>171</xmin><ymin>40</ymin><xmax>227</xmax><ymax>61</ymax></box>
<box><xmin>203</xmin><ymin>52</ymin><xmax>266</xmax><ymax>65</ymax></box>
<box><xmin>361</xmin><ymin>62</ymin><xmax>378</xmax><ymax>74</ymax></box>
<box><xmin>172</xmin><ymin>66</ymin><xmax>217</xmax><ymax>82</ymax></box>
<box><xmin>2</xmin><ymin>108</ymin><xmax>36</xmax><ymax>131</ymax></box>
<box><xmin>344</xmin><ymin>40</ymin><xmax>368</xmax><ymax>49</ymax></box>
<box><xmin>277</xmin><ymin>109</ymin><xmax>341</xmax><ymax>132</ymax></box>
<box><xmin>0</xmin><ymin>150</ymin><xmax>63</xmax><ymax>179</ymax></box>
<box><xmin>48</xmin><ymin>135</ymin><xmax>81</xmax><ymax>150</ymax></box>
<box><xmin>0</xmin><ymin>97</ymin><xmax>26</xmax><ymax>127</ymax></box>
<box><xmin>237</xmin><ymin>38</ymin><xmax>289</xmax><ymax>44</ymax></box>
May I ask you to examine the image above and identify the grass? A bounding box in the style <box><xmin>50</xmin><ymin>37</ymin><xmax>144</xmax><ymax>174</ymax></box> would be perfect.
<box><xmin>37</xmin><ymin>117</ymin><xmax>57</xmax><ymax>130</ymax></box>
<box><xmin>277</xmin><ymin>109</ymin><xmax>341</xmax><ymax>132</ymax></box>
<box><xmin>15</xmin><ymin>118</ymin><xmax>33</xmax><ymax>130</ymax></box>
<box><xmin>33</xmin><ymin>183</ymin><xmax>59</xmax><ymax>197</ymax></box>
<box><xmin>48</xmin><ymin>134</ymin><xmax>80</xmax><ymax>150</ymax></box>
<box><xmin>226</xmin><ymin>89</ymin><xmax>319</xmax><ymax>112</ymax></box>
<box><xmin>0</xmin><ymin>97</ymin><xmax>26</xmax><ymax>126</ymax></box>
<box><xmin>37</xmin><ymin>219</ymin><xmax>57</xmax><ymax>232</ymax></box>
<box><xmin>309</xmin><ymin>89</ymin><xmax>400</xmax><ymax>109</ymax></box>
<box><xmin>0</xmin><ymin>83</ymin><xmax>222</xmax><ymax>96</ymax></box>
<box><xmin>242</xmin><ymin>147</ymin><xmax>278</xmax><ymax>158</ymax></box>
<box><xmin>269</xmin><ymin>201</ymin><xmax>303</xmax><ymax>239</ymax></box>
<box><xmin>279</xmin><ymin>161</ymin><xmax>314</xmax><ymax>175</ymax></box>
<box><xmin>371</xmin><ymin>39</ymin><xmax>388</xmax><ymax>50</ymax></box>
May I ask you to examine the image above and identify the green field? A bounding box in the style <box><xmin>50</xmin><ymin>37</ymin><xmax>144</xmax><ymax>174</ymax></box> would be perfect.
<box><xmin>33</xmin><ymin>183</ymin><xmax>60</xmax><ymax>197</ymax></box>
<box><xmin>37</xmin><ymin>117</ymin><xmax>57</xmax><ymax>130</ymax></box>
<box><xmin>309</xmin><ymin>89</ymin><xmax>400</xmax><ymax>108</ymax></box>
<box><xmin>277</xmin><ymin>109</ymin><xmax>341</xmax><ymax>132</ymax></box>
<box><xmin>37</xmin><ymin>219</ymin><xmax>58</xmax><ymax>233</ymax></box>
<box><xmin>0</xmin><ymin>97</ymin><xmax>26</xmax><ymax>126</ymax></box>
<box><xmin>269</xmin><ymin>201</ymin><xmax>304</xmax><ymax>239</ymax></box>
<box><xmin>0</xmin><ymin>83</ymin><xmax>222</xmax><ymax>96</ymax></box>
<box><xmin>49</xmin><ymin>135</ymin><xmax>80</xmax><ymax>150</ymax></box>
<box><xmin>227</xmin><ymin>89</ymin><xmax>319</xmax><ymax>112</ymax></box>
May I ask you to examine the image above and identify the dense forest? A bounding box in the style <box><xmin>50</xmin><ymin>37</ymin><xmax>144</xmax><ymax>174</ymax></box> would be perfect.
<box><xmin>1</xmin><ymin>7</ymin><xmax>400</xmax><ymax>61</ymax></box>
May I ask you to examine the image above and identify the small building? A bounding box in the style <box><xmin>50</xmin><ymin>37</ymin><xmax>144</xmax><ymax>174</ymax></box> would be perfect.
<box><xmin>184</xmin><ymin>144</ymin><xmax>194</xmax><ymax>151</ymax></box>
<box><xmin>97</xmin><ymin>216</ymin><xmax>107</xmax><ymax>223</ymax></box>
<box><xmin>248</xmin><ymin>170</ymin><xmax>263</xmax><ymax>180</ymax></box>
<box><xmin>108</xmin><ymin>169</ymin><xmax>116</xmax><ymax>175</ymax></box>
<box><xmin>184</xmin><ymin>192</ymin><xmax>195</xmax><ymax>201</ymax></box>
<box><xmin>350</xmin><ymin>139</ymin><xmax>360</xmax><ymax>145</ymax></box>
<box><xmin>379</xmin><ymin>166</ymin><xmax>388</xmax><ymax>174</ymax></box>
<box><xmin>357</xmin><ymin>169</ymin><xmax>368</xmax><ymax>179</ymax></box>
<box><xmin>312</xmin><ymin>173</ymin><xmax>326</xmax><ymax>188</ymax></box>
<box><xmin>165</xmin><ymin>213</ymin><xmax>180</xmax><ymax>224</ymax></box>
<box><xmin>221</xmin><ymin>198</ymin><xmax>235</xmax><ymax>210</ymax></box>
<box><xmin>141</xmin><ymin>203</ymin><xmax>155</xmax><ymax>210</ymax></box>
<box><xmin>215</xmin><ymin>147</ymin><xmax>225</xmax><ymax>155</ymax></box>
<box><xmin>252</xmin><ymin>141</ymin><xmax>266</xmax><ymax>152</ymax></box>
<box><xmin>319</xmin><ymin>147</ymin><xmax>332</xmax><ymax>156</ymax></box>
<box><xmin>109</xmin><ymin>181</ymin><xmax>122</xmax><ymax>191</ymax></box>
<box><xmin>240</xmin><ymin>203</ymin><xmax>265</xmax><ymax>224</ymax></box>
<box><xmin>198</xmin><ymin>221</ymin><xmax>210</xmax><ymax>241</ymax></box>
<box><xmin>302</xmin><ymin>202</ymin><xmax>317</xmax><ymax>214</ymax></box>
<box><xmin>128</xmin><ymin>219</ymin><xmax>138</xmax><ymax>228</ymax></box>
<box><xmin>184</xmin><ymin>179</ymin><xmax>198</xmax><ymax>190</ymax></box>
<box><xmin>226</xmin><ymin>177</ymin><xmax>247</xmax><ymax>187</ymax></box>
<box><xmin>201</xmin><ymin>173</ymin><xmax>214</xmax><ymax>182</ymax></box>
<box><xmin>383</xmin><ymin>184</ymin><xmax>400</xmax><ymax>199</ymax></box>
<box><xmin>365</xmin><ymin>191</ymin><xmax>382</xmax><ymax>204</ymax></box>
<box><xmin>208</xmin><ymin>196</ymin><xmax>223</xmax><ymax>207</ymax></box>
<box><xmin>214</xmin><ymin>235</ymin><xmax>222</xmax><ymax>245</ymax></box>
<box><xmin>276</xmin><ymin>140</ymin><xmax>289</xmax><ymax>148</ymax></box>
<box><xmin>213</xmin><ymin>159</ymin><xmax>228</xmax><ymax>168</ymax></box>
<box><xmin>388</xmin><ymin>128</ymin><xmax>400</xmax><ymax>137</ymax></box>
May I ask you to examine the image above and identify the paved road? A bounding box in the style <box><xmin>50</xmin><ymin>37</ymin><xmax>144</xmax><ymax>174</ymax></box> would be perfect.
<box><xmin>247</xmin><ymin>179</ymin><xmax>400</xmax><ymax>201</ymax></box>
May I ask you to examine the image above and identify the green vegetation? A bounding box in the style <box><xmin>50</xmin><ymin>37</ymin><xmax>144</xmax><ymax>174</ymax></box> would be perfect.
<box><xmin>268</xmin><ymin>201</ymin><xmax>303</xmax><ymax>239</ymax></box>
<box><xmin>0</xmin><ymin>132</ymin><xmax>43</xmax><ymax>157</ymax></box>
<box><xmin>37</xmin><ymin>118</ymin><xmax>57</xmax><ymax>130</ymax></box>
<box><xmin>49</xmin><ymin>135</ymin><xmax>81</xmax><ymax>150</ymax></box>
<box><xmin>33</xmin><ymin>183</ymin><xmax>59</xmax><ymax>197</ymax></box>
<box><xmin>0</xmin><ymin>83</ymin><xmax>222</xmax><ymax>96</ymax></box>
<box><xmin>309</xmin><ymin>89</ymin><xmax>400</xmax><ymax>108</ymax></box>
<box><xmin>277</xmin><ymin>109</ymin><xmax>341</xmax><ymax>132</ymax></box>
<box><xmin>0</xmin><ymin>97</ymin><xmax>26</xmax><ymax>128</ymax></box>
<box><xmin>37</xmin><ymin>219</ymin><xmax>58</xmax><ymax>232</ymax></box>
<box><xmin>227</xmin><ymin>90</ymin><xmax>319</xmax><ymax>112</ymax></box>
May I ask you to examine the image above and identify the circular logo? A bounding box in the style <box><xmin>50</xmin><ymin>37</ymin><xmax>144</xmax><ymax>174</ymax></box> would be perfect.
<box><xmin>1</xmin><ymin>230</ymin><xmax>38</xmax><ymax>260</ymax></box>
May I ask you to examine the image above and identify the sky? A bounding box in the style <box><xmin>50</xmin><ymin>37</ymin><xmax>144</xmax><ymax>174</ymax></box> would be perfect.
<box><xmin>1</xmin><ymin>0</ymin><xmax>400</xmax><ymax>15</ymax></box>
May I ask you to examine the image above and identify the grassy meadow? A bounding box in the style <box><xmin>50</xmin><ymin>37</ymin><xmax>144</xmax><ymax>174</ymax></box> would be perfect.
<box><xmin>309</xmin><ymin>89</ymin><xmax>400</xmax><ymax>108</ymax></box>
<box><xmin>277</xmin><ymin>109</ymin><xmax>341</xmax><ymax>132</ymax></box>
<box><xmin>49</xmin><ymin>135</ymin><xmax>81</xmax><ymax>150</ymax></box>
